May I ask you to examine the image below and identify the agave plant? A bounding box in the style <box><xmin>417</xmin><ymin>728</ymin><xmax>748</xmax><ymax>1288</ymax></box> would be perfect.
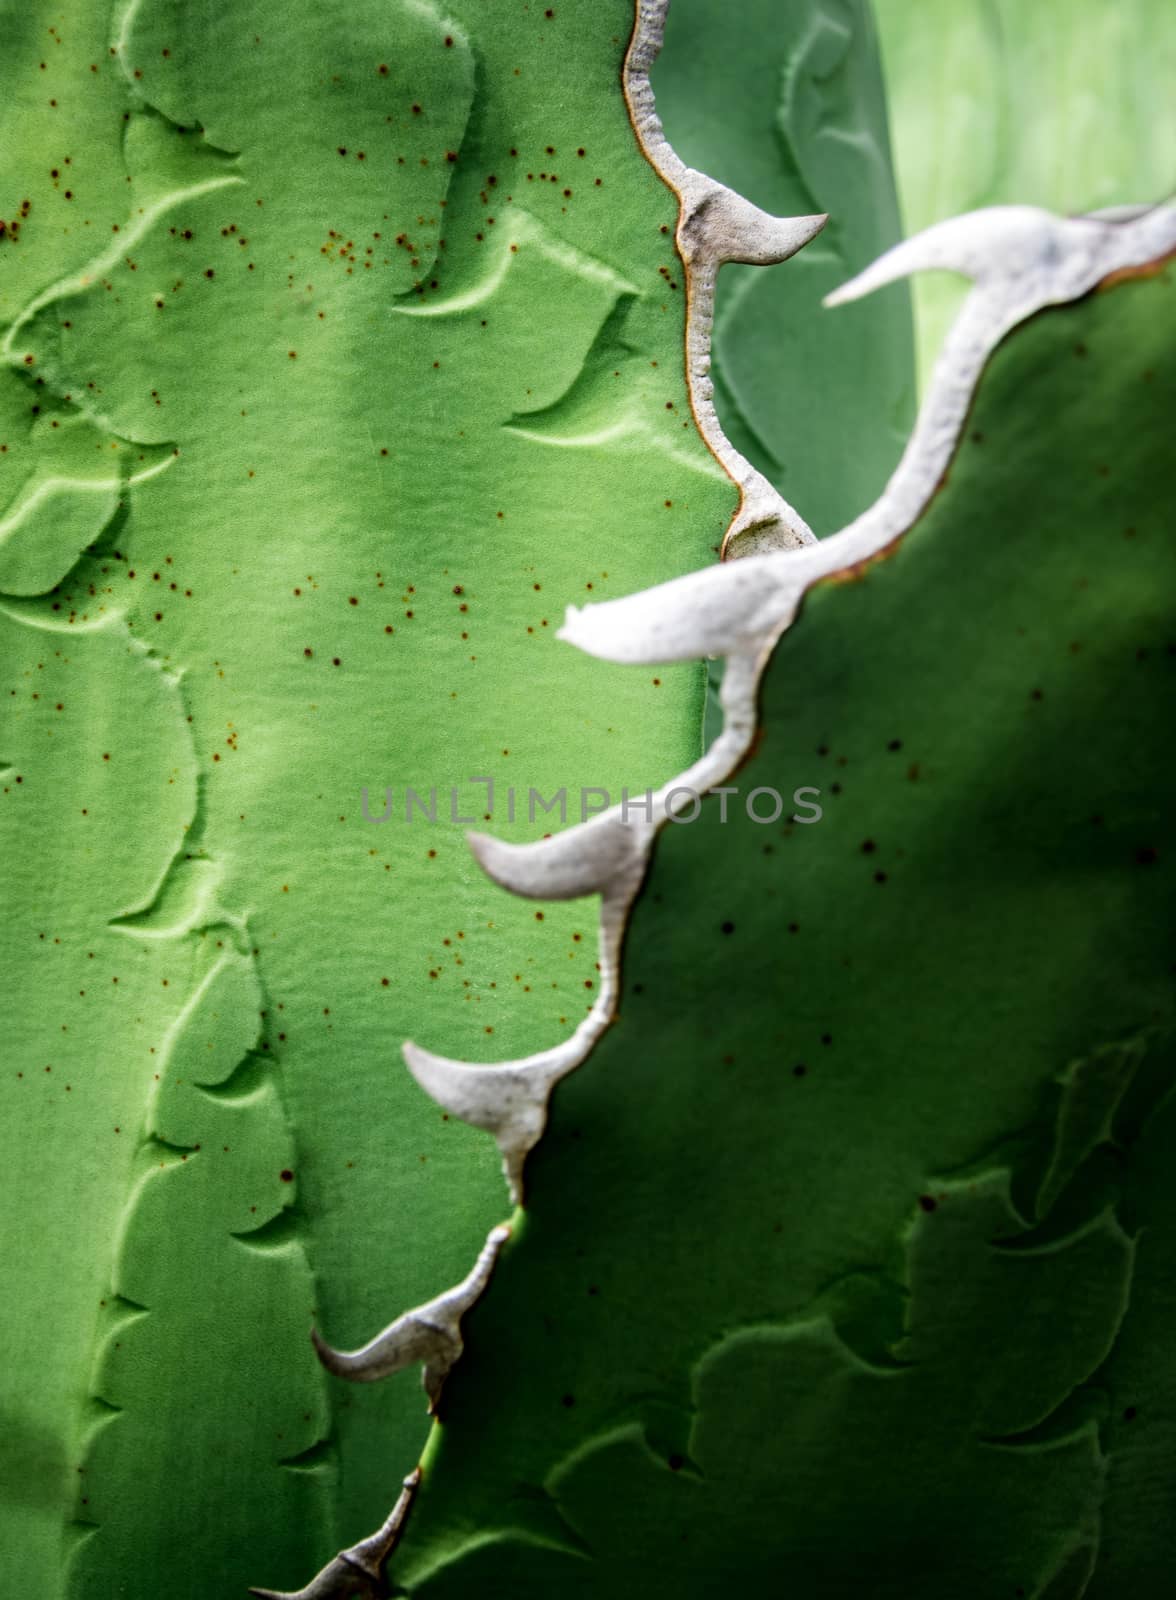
<box><xmin>0</xmin><ymin>2</ymin><xmax>1171</xmax><ymax>1598</ymax></box>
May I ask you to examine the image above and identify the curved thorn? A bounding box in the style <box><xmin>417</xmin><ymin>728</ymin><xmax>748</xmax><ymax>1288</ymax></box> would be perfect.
<box><xmin>403</xmin><ymin>1040</ymin><xmax>579</xmax><ymax>1203</ymax></box>
<box><xmin>678</xmin><ymin>184</ymin><xmax>827</xmax><ymax>267</ymax></box>
<box><xmin>249</xmin><ymin>1471</ymin><xmax>421</xmax><ymax>1599</ymax></box>
<box><xmin>468</xmin><ymin>809</ymin><xmax>646</xmax><ymax>902</ymax></box>
<box><xmin>312</xmin><ymin>1227</ymin><xmax>510</xmax><ymax>1407</ymax></box>
<box><xmin>558</xmin><ymin>548</ymin><xmax>819</xmax><ymax>665</ymax></box>
<box><xmin>825</xmin><ymin>205</ymin><xmax>1063</xmax><ymax>304</ymax></box>
<box><xmin>826</xmin><ymin>201</ymin><xmax>1176</xmax><ymax>308</ymax></box>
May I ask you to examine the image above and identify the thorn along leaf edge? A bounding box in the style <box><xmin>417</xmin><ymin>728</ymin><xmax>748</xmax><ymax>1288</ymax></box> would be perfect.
<box><xmin>311</xmin><ymin>1225</ymin><xmax>510</xmax><ymax>1407</ymax></box>
<box><xmin>248</xmin><ymin>1473</ymin><xmax>421</xmax><ymax>1600</ymax></box>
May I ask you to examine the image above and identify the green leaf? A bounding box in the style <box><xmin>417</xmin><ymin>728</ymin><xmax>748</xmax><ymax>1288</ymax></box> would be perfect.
<box><xmin>0</xmin><ymin>3</ymin><xmax>782</xmax><ymax>1594</ymax></box>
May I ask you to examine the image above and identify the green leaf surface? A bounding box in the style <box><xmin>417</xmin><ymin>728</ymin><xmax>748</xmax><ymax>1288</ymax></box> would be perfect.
<box><xmin>389</xmin><ymin>267</ymin><xmax>1176</xmax><ymax>1593</ymax></box>
<box><xmin>0</xmin><ymin>3</ymin><xmax>746</xmax><ymax>1593</ymax></box>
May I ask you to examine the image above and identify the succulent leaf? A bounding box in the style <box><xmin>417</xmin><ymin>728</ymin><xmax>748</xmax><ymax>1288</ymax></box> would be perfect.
<box><xmin>6</xmin><ymin>2</ymin><xmax>1167</xmax><ymax>1595</ymax></box>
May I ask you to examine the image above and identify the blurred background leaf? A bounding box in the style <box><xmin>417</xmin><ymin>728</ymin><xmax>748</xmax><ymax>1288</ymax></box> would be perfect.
<box><xmin>874</xmin><ymin>0</ymin><xmax>1176</xmax><ymax>381</ymax></box>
